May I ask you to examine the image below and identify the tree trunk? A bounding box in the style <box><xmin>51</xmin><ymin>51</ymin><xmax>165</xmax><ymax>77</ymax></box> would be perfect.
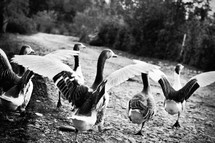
<box><xmin>0</xmin><ymin>0</ymin><xmax>7</xmax><ymax>33</ymax></box>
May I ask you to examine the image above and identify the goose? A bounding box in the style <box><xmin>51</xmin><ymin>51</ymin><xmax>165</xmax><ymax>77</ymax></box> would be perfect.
<box><xmin>57</xmin><ymin>43</ymin><xmax>86</xmax><ymax>108</ymax></box>
<box><xmin>149</xmin><ymin>66</ymin><xmax>215</xmax><ymax>128</ymax></box>
<box><xmin>0</xmin><ymin>47</ymin><xmax>79</xmax><ymax>116</ymax></box>
<box><xmin>12</xmin><ymin>52</ymin><xmax>159</xmax><ymax>142</ymax></box>
<box><xmin>0</xmin><ymin>46</ymin><xmax>34</xmax><ymax>116</ymax></box>
<box><xmin>127</xmin><ymin>72</ymin><xmax>155</xmax><ymax>135</ymax></box>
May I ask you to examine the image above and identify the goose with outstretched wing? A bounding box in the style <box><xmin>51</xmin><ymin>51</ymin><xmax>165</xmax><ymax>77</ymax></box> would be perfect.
<box><xmin>0</xmin><ymin>46</ymin><xmax>34</xmax><ymax>120</ymax></box>
<box><xmin>149</xmin><ymin>66</ymin><xmax>215</xmax><ymax>128</ymax></box>
<box><xmin>12</xmin><ymin>52</ymin><xmax>159</xmax><ymax>143</ymax></box>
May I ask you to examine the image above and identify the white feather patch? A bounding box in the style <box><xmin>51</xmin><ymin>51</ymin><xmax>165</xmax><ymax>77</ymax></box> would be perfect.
<box><xmin>133</xmin><ymin>59</ymin><xmax>160</xmax><ymax>69</ymax></box>
<box><xmin>105</xmin><ymin>63</ymin><xmax>159</xmax><ymax>91</ymax></box>
<box><xmin>149</xmin><ymin>69</ymin><xmax>167</xmax><ymax>82</ymax></box>
<box><xmin>45</xmin><ymin>50</ymin><xmax>79</xmax><ymax>62</ymax></box>
<box><xmin>12</xmin><ymin>55</ymin><xmax>75</xmax><ymax>79</ymax></box>
<box><xmin>190</xmin><ymin>71</ymin><xmax>215</xmax><ymax>87</ymax></box>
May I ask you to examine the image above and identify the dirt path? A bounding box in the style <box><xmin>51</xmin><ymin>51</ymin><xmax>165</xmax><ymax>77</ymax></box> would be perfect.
<box><xmin>0</xmin><ymin>33</ymin><xmax>215</xmax><ymax>143</ymax></box>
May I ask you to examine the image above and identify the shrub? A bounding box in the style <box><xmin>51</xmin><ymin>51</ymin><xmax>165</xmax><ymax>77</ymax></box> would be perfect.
<box><xmin>90</xmin><ymin>19</ymin><xmax>134</xmax><ymax>51</ymax></box>
<box><xmin>6</xmin><ymin>16</ymin><xmax>37</xmax><ymax>34</ymax></box>
<box><xmin>33</xmin><ymin>10</ymin><xmax>57</xmax><ymax>33</ymax></box>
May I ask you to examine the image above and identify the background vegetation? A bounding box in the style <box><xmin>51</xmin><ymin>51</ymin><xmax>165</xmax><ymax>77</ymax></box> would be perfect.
<box><xmin>0</xmin><ymin>0</ymin><xmax>215</xmax><ymax>70</ymax></box>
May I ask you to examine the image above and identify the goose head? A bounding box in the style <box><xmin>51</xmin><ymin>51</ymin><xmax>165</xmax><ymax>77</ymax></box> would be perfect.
<box><xmin>175</xmin><ymin>64</ymin><xmax>184</xmax><ymax>75</ymax></box>
<box><xmin>19</xmin><ymin>45</ymin><xmax>35</xmax><ymax>55</ymax></box>
<box><xmin>73</xmin><ymin>43</ymin><xmax>86</xmax><ymax>51</ymax></box>
<box><xmin>18</xmin><ymin>45</ymin><xmax>35</xmax><ymax>76</ymax></box>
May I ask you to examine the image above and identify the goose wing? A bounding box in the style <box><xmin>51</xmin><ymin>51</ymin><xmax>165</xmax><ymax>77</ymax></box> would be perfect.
<box><xmin>12</xmin><ymin>55</ymin><xmax>75</xmax><ymax>79</ymax></box>
<box><xmin>105</xmin><ymin>62</ymin><xmax>160</xmax><ymax>91</ymax></box>
<box><xmin>12</xmin><ymin>54</ymin><xmax>90</xmax><ymax>108</ymax></box>
<box><xmin>148</xmin><ymin>69</ymin><xmax>174</xmax><ymax>99</ymax></box>
<box><xmin>176</xmin><ymin>71</ymin><xmax>215</xmax><ymax>101</ymax></box>
<box><xmin>44</xmin><ymin>50</ymin><xmax>79</xmax><ymax>62</ymax></box>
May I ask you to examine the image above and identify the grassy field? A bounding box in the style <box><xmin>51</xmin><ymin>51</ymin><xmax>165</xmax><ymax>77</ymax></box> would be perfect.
<box><xmin>0</xmin><ymin>33</ymin><xmax>215</xmax><ymax>143</ymax></box>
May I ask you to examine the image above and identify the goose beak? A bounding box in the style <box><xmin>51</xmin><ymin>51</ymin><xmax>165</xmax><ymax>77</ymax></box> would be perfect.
<box><xmin>112</xmin><ymin>53</ymin><xmax>118</xmax><ymax>58</ymax></box>
<box><xmin>29</xmin><ymin>50</ymin><xmax>35</xmax><ymax>55</ymax></box>
<box><xmin>80</xmin><ymin>43</ymin><xmax>86</xmax><ymax>49</ymax></box>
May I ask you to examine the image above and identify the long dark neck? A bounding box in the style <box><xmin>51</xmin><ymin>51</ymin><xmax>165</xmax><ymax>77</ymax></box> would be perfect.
<box><xmin>92</xmin><ymin>52</ymin><xmax>107</xmax><ymax>89</ymax></box>
<box><xmin>142</xmin><ymin>73</ymin><xmax>150</xmax><ymax>93</ymax></box>
<box><xmin>73</xmin><ymin>55</ymin><xmax>79</xmax><ymax>71</ymax></box>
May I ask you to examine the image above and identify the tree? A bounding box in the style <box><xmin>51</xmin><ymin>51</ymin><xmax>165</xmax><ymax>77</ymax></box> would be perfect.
<box><xmin>0</xmin><ymin>0</ymin><xmax>9</xmax><ymax>33</ymax></box>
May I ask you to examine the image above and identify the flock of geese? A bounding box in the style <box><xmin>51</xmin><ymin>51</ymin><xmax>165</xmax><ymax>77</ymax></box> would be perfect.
<box><xmin>0</xmin><ymin>43</ymin><xmax>215</xmax><ymax>142</ymax></box>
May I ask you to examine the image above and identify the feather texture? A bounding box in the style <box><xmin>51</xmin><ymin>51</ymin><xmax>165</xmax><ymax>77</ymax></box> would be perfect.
<box><xmin>45</xmin><ymin>50</ymin><xmax>79</xmax><ymax>62</ymax></box>
<box><xmin>12</xmin><ymin>55</ymin><xmax>76</xmax><ymax>79</ymax></box>
<box><xmin>190</xmin><ymin>71</ymin><xmax>215</xmax><ymax>87</ymax></box>
<box><xmin>106</xmin><ymin>63</ymin><xmax>160</xmax><ymax>91</ymax></box>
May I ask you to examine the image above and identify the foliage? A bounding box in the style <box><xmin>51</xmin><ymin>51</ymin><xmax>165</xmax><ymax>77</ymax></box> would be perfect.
<box><xmin>93</xmin><ymin>0</ymin><xmax>215</xmax><ymax>70</ymax></box>
<box><xmin>33</xmin><ymin>10</ymin><xmax>57</xmax><ymax>33</ymax></box>
<box><xmin>7</xmin><ymin>16</ymin><xmax>36</xmax><ymax>34</ymax></box>
<box><xmin>1</xmin><ymin>0</ymin><xmax>215</xmax><ymax>70</ymax></box>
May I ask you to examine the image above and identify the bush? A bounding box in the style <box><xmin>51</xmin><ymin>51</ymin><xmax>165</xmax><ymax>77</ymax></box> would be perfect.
<box><xmin>6</xmin><ymin>16</ymin><xmax>37</xmax><ymax>34</ymax></box>
<box><xmin>33</xmin><ymin>10</ymin><xmax>57</xmax><ymax>33</ymax></box>
<box><xmin>90</xmin><ymin>19</ymin><xmax>135</xmax><ymax>52</ymax></box>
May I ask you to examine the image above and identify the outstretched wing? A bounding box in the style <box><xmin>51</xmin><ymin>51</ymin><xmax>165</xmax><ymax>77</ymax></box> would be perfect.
<box><xmin>179</xmin><ymin>71</ymin><xmax>215</xmax><ymax>101</ymax></box>
<box><xmin>12</xmin><ymin>52</ymin><xmax>90</xmax><ymax>108</ymax></box>
<box><xmin>12</xmin><ymin>55</ymin><xmax>75</xmax><ymax>79</ymax></box>
<box><xmin>45</xmin><ymin>50</ymin><xmax>79</xmax><ymax>62</ymax></box>
<box><xmin>189</xmin><ymin>71</ymin><xmax>215</xmax><ymax>87</ymax></box>
<box><xmin>105</xmin><ymin>62</ymin><xmax>160</xmax><ymax>91</ymax></box>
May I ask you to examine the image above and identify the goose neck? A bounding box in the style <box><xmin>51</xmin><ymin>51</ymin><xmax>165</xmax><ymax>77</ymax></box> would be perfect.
<box><xmin>141</xmin><ymin>73</ymin><xmax>150</xmax><ymax>93</ymax></box>
<box><xmin>174</xmin><ymin>72</ymin><xmax>181</xmax><ymax>86</ymax></box>
<box><xmin>74</xmin><ymin>55</ymin><xmax>79</xmax><ymax>71</ymax></box>
<box><xmin>93</xmin><ymin>53</ymin><xmax>107</xmax><ymax>88</ymax></box>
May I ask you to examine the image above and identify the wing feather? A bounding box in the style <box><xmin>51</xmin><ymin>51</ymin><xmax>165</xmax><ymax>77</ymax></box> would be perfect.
<box><xmin>190</xmin><ymin>71</ymin><xmax>215</xmax><ymax>87</ymax></box>
<box><xmin>12</xmin><ymin>55</ymin><xmax>75</xmax><ymax>79</ymax></box>
<box><xmin>44</xmin><ymin>50</ymin><xmax>79</xmax><ymax>62</ymax></box>
<box><xmin>105</xmin><ymin>63</ymin><xmax>159</xmax><ymax>91</ymax></box>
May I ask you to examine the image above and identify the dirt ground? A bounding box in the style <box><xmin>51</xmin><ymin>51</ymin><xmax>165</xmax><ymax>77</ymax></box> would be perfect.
<box><xmin>0</xmin><ymin>33</ymin><xmax>215</xmax><ymax>143</ymax></box>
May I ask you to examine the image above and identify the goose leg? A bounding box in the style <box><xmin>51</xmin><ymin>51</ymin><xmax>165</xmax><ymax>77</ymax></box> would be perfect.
<box><xmin>57</xmin><ymin>91</ymin><xmax>62</xmax><ymax>108</ymax></box>
<box><xmin>73</xmin><ymin>129</ymin><xmax>79</xmax><ymax>143</ymax></box>
<box><xmin>135</xmin><ymin>122</ymin><xmax>145</xmax><ymax>135</ymax></box>
<box><xmin>172</xmin><ymin>112</ymin><xmax>181</xmax><ymax>128</ymax></box>
<box><xmin>97</xmin><ymin>109</ymin><xmax>113</xmax><ymax>132</ymax></box>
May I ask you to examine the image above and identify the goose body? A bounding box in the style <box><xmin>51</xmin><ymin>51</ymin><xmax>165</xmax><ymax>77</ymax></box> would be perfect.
<box><xmin>0</xmin><ymin>46</ymin><xmax>34</xmax><ymax>115</ymax></box>
<box><xmin>128</xmin><ymin>73</ymin><xmax>155</xmax><ymax>135</ymax></box>
<box><xmin>12</xmin><ymin>51</ymin><xmax>159</xmax><ymax>142</ymax></box>
<box><xmin>149</xmin><ymin>64</ymin><xmax>215</xmax><ymax>128</ymax></box>
<box><xmin>57</xmin><ymin>43</ymin><xmax>86</xmax><ymax>108</ymax></box>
